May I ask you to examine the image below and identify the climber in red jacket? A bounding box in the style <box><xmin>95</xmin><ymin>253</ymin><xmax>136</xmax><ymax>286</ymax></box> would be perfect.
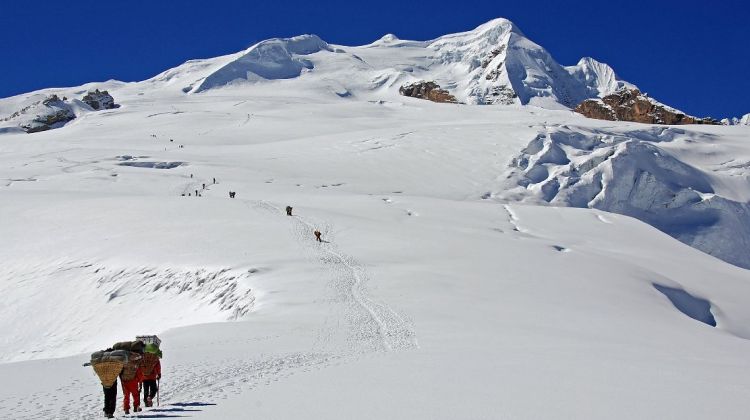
<box><xmin>120</xmin><ymin>359</ymin><xmax>144</xmax><ymax>414</ymax></box>
<box><xmin>141</xmin><ymin>354</ymin><xmax>162</xmax><ymax>408</ymax></box>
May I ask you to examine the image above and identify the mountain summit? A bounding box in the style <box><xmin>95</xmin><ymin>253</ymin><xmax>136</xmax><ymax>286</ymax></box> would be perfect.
<box><xmin>156</xmin><ymin>18</ymin><xmax>634</xmax><ymax>108</ymax></box>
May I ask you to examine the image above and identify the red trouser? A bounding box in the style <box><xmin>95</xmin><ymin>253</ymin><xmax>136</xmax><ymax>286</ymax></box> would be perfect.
<box><xmin>121</xmin><ymin>379</ymin><xmax>141</xmax><ymax>411</ymax></box>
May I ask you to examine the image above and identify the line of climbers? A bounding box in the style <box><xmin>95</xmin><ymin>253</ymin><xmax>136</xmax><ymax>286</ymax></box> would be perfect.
<box><xmin>182</xmin><ymin>175</ymin><xmax>324</xmax><ymax>241</ymax></box>
<box><xmin>86</xmin><ymin>335</ymin><xmax>163</xmax><ymax>418</ymax></box>
<box><xmin>181</xmin><ymin>175</ymin><xmax>218</xmax><ymax>197</ymax></box>
<box><xmin>286</xmin><ymin>205</ymin><xmax>324</xmax><ymax>242</ymax></box>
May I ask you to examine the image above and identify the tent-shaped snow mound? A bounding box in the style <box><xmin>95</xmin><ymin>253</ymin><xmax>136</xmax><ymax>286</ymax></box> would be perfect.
<box><xmin>194</xmin><ymin>35</ymin><xmax>332</xmax><ymax>92</ymax></box>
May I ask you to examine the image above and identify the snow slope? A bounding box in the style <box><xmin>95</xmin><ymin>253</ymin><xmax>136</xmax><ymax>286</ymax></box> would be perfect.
<box><xmin>0</xmin><ymin>17</ymin><xmax>749</xmax><ymax>420</ymax></box>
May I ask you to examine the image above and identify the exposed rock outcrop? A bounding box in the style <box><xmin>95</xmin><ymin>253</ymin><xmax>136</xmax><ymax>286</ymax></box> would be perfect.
<box><xmin>399</xmin><ymin>81</ymin><xmax>458</xmax><ymax>103</ymax></box>
<box><xmin>575</xmin><ymin>88</ymin><xmax>718</xmax><ymax>125</ymax></box>
<box><xmin>82</xmin><ymin>89</ymin><xmax>118</xmax><ymax>110</ymax></box>
<box><xmin>17</xmin><ymin>95</ymin><xmax>76</xmax><ymax>133</ymax></box>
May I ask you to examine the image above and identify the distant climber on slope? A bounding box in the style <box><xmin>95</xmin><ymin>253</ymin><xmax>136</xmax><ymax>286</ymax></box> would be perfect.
<box><xmin>314</xmin><ymin>229</ymin><xmax>322</xmax><ymax>242</ymax></box>
<box><xmin>286</xmin><ymin>206</ymin><xmax>293</xmax><ymax>216</ymax></box>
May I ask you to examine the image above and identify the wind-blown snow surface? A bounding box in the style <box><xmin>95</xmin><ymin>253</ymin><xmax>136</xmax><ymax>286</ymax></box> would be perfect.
<box><xmin>1</xmin><ymin>19</ymin><xmax>750</xmax><ymax>420</ymax></box>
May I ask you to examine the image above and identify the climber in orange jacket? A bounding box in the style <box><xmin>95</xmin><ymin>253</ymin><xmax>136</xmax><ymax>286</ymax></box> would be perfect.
<box><xmin>120</xmin><ymin>359</ymin><xmax>144</xmax><ymax>414</ymax></box>
<box><xmin>141</xmin><ymin>354</ymin><xmax>162</xmax><ymax>408</ymax></box>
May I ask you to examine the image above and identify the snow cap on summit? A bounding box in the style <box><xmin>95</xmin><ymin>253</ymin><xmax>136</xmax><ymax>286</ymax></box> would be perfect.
<box><xmin>378</xmin><ymin>33</ymin><xmax>400</xmax><ymax>43</ymax></box>
<box><xmin>472</xmin><ymin>17</ymin><xmax>524</xmax><ymax>36</ymax></box>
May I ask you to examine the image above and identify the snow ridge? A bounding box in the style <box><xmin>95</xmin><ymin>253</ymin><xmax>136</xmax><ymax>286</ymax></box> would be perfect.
<box><xmin>0</xmin><ymin>262</ymin><xmax>255</xmax><ymax>363</ymax></box>
<box><xmin>501</xmin><ymin>125</ymin><xmax>750</xmax><ymax>269</ymax></box>
<box><xmin>193</xmin><ymin>35</ymin><xmax>332</xmax><ymax>92</ymax></box>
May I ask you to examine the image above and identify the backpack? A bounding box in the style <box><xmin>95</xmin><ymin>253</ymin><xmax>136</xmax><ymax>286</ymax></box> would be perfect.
<box><xmin>112</xmin><ymin>340</ymin><xmax>145</xmax><ymax>354</ymax></box>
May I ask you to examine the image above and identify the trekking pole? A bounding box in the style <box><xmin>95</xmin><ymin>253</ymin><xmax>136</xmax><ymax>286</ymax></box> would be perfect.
<box><xmin>157</xmin><ymin>378</ymin><xmax>160</xmax><ymax>407</ymax></box>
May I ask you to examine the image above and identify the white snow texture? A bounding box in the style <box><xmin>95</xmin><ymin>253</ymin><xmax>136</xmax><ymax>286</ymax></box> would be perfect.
<box><xmin>0</xmin><ymin>17</ymin><xmax>749</xmax><ymax>420</ymax></box>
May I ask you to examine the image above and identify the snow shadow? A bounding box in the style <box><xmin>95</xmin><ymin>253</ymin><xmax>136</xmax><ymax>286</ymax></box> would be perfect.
<box><xmin>136</xmin><ymin>401</ymin><xmax>217</xmax><ymax>417</ymax></box>
<box><xmin>150</xmin><ymin>408</ymin><xmax>202</xmax><ymax>412</ymax></box>
<box><xmin>653</xmin><ymin>284</ymin><xmax>716</xmax><ymax>327</ymax></box>
<box><xmin>118</xmin><ymin>161</ymin><xmax>184</xmax><ymax>169</ymax></box>
<box><xmin>171</xmin><ymin>402</ymin><xmax>217</xmax><ymax>407</ymax></box>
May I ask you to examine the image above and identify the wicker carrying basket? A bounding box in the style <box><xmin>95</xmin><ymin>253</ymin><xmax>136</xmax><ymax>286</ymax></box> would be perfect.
<box><xmin>141</xmin><ymin>352</ymin><xmax>159</xmax><ymax>376</ymax></box>
<box><xmin>93</xmin><ymin>361</ymin><xmax>124</xmax><ymax>388</ymax></box>
<box><xmin>120</xmin><ymin>353</ymin><xmax>142</xmax><ymax>381</ymax></box>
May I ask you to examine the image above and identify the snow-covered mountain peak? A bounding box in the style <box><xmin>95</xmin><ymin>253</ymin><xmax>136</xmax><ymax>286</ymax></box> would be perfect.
<box><xmin>0</xmin><ymin>18</ymin><xmax>710</xmax><ymax>119</ymax></box>
<box><xmin>430</xmin><ymin>17</ymin><xmax>521</xmax><ymax>45</ymax></box>
<box><xmin>375</xmin><ymin>33</ymin><xmax>400</xmax><ymax>44</ymax></box>
<box><xmin>722</xmin><ymin>113</ymin><xmax>750</xmax><ymax>125</ymax></box>
<box><xmin>566</xmin><ymin>57</ymin><xmax>636</xmax><ymax>98</ymax></box>
<box><xmin>152</xmin><ymin>17</ymin><xmax>637</xmax><ymax>108</ymax></box>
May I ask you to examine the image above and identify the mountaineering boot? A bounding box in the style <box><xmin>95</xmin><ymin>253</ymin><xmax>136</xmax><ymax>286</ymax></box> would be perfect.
<box><xmin>125</xmin><ymin>408</ymin><xmax>130</xmax><ymax>414</ymax></box>
<box><xmin>135</xmin><ymin>406</ymin><xmax>142</xmax><ymax>412</ymax></box>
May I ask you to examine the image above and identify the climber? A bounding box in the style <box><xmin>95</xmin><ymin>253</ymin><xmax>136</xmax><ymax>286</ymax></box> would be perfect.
<box><xmin>103</xmin><ymin>379</ymin><xmax>118</xmax><ymax>418</ymax></box>
<box><xmin>286</xmin><ymin>206</ymin><xmax>293</xmax><ymax>216</ymax></box>
<box><xmin>89</xmin><ymin>348</ymin><xmax>125</xmax><ymax>418</ymax></box>
<box><xmin>141</xmin><ymin>343</ymin><xmax>162</xmax><ymax>408</ymax></box>
<box><xmin>314</xmin><ymin>229</ymin><xmax>322</xmax><ymax>242</ymax></box>
<box><xmin>120</xmin><ymin>351</ymin><xmax>144</xmax><ymax>415</ymax></box>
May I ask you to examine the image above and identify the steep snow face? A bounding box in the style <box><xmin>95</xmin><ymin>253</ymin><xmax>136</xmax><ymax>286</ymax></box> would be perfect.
<box><xmin>390</xmin><ymin>18</ymin><xmax>606</xmax><ymax>107</ymax></box>
<box><xmin>566</xmin><ymin>57</ymin><xmax>636</xmax><ymax>98</ymax></box>
<box><xmin>193</xmin><ymin>35</ymin><xmax>333</xmax><ymax>92</ymax></box>
<box><xmin>500</xmin><ymin>124</ymin><xmax>750</xmax><ymax>269</ymax></box>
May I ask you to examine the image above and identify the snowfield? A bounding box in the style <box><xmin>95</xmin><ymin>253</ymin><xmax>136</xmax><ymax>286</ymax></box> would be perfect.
<box><xmin>0</xmin><ymin>18</ymin><xmax>749</xmax><ymax>420</ymax></box>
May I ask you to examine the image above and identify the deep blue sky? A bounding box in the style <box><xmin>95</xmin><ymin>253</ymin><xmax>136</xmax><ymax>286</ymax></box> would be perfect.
<box><xmin>1</xmin><ymin>1</ymin><xmax>747</xmax><ymax>117</ymax></box>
